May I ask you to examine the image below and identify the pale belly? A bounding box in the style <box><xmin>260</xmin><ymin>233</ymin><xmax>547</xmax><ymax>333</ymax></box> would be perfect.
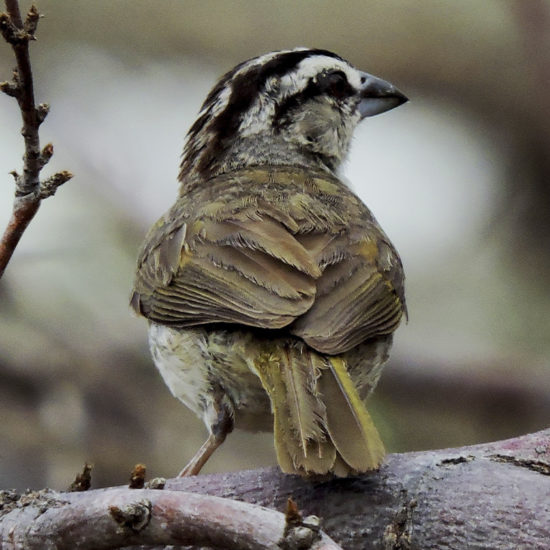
<box><xmin>149</xmin><ymin>323</ymin><xmax>273</xmax><ymax>431</ymax></box>
<box><xmin>148</xmin><ymin>322</ymin><xmax>392</xmax><ymax>433</ymax></box>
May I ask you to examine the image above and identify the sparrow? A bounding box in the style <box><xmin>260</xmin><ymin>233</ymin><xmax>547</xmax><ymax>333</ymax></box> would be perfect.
<box><xmin>131</xmin><ymin>48</ymin><xmax>407</xmax><ymax>477</ymax></box>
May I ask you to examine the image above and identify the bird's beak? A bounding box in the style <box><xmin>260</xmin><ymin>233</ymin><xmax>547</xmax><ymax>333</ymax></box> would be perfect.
<box><xmin>358</xmin><ymin>72</ymin><xmax>408</xmax><ymax>119</ymax></box>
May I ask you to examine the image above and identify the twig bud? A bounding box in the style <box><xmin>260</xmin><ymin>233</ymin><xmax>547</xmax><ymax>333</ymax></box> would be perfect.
<box><xmin>39</xmin><ymin>170</ymin><xmax>73</xmax><ymax>199</ymax></box>
<box><xmin>129</xmin><ymin>463</ymin><xmax>147</xmax><ymax>489</ymax></box>
<box><xmin>0</xmin><ymin>13</ymin><xmax>17</xmax><ymax>43</ymax></box>
<box><xmin>39</xmin><ymin>143</ymin><xmax>54</xmax><ymax>167</ymax></box>
<box><xmin>36</xmin><ymin>102</ymin><xmax>50</xmax><ymax>124</ymax></box>
<box><xmin>285</xmin><ymin>497</ymin><xmax>303</xmax><ymax>526</ymax></box>
<box><xmin>0</xmin><ymin>12</ymin><xmax>29</xmax><ymax>44</ymax></box>
<box><xmin>24</xmin><ymin>5</ymin><xmax>40</xmax><ymax>38</ymax></box>
<box><xmin>68</xmin><ymin>463</ymin><xmax>93</xmax><ymax>492</ymax></box>
<box><xmin>0</xmin><ymin>80</ymin><xmax>19</xmax><ymax>98</ymax></box>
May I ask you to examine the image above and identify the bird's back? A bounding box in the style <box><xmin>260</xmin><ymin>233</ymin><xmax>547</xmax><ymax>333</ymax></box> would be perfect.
<box><xmin>132</xmin><ymin>165</ymin><xmax>406</xmax><ymax>352</ymax></box>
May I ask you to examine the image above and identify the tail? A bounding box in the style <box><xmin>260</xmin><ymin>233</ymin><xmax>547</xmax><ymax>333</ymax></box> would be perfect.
<box><xmin>252</xmin><ymin>344</ymin><xmax>385</xmax><ymax>476</ymax></box>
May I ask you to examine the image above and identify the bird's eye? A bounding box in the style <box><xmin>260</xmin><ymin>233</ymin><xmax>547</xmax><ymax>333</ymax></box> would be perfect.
<box><xmin>316</xmin><ymin>70</ymin><xmax>353</xmax><ymax>99</ymax></box>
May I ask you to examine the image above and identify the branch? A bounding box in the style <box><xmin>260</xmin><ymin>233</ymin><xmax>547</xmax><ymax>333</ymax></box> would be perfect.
<box><xmin>1</xmin><ymin>429</ymin><xmax>548</xmax><ymax>549</ymax></box>
<box><xmin>167</xmin><ymin>428</ymin><xmax>550</xmax><ymax>549</ymax></box>
<box><xmin>0</xmin><ymin>1</ymin><xmax>72</xmax><ymax>278</ymax></box>
<box><xmin>0</xmin><ymin>488</ymin><xmax>342</xmax><ymax>550</ymax></box>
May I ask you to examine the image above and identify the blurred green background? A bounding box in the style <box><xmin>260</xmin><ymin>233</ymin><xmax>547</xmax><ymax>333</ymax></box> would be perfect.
<box><xmin>1</xmin><ymin>0</ymin><xmax>549</xmax><ymax>490</ymax></box>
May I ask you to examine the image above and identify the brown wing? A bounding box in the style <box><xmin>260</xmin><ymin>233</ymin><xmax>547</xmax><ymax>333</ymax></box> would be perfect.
<box><xmin>290</xmin><ymin>228</ymin><xmax>406</xmax><ymax>354</ymax></box>
<box><xmin>131</xmin><ymin>166</ymin><xmax>406</xmax><ymax>347</ymax></box>
<box><xmin>131</xmin><ymin>183</ymin><xmax>321</xmax><ymax>329</ymax></box>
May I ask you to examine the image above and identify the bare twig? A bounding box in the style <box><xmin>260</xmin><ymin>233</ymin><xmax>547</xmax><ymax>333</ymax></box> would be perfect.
<box><xmin>0</xmin><ymin>1</ymin><xmax>72</xmax><ymax>278</ymax></box>
<box><xmin>39</xmin><ymin>169</ymin><xmax>73</xmax><ymax>199</ymax></box>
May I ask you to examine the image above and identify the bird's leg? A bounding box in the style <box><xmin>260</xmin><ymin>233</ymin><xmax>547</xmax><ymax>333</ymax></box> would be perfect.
<box><xmin>178</xmin><ymin>394</ymin><xmax>234</xmax><ymax>477</ymax></box>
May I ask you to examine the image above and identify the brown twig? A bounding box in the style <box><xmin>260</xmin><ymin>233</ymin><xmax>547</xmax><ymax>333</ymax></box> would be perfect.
<box><xmin>0</xmin><ymin>1</ymin><xmax>72</xmax><ymax>278</ymax></box>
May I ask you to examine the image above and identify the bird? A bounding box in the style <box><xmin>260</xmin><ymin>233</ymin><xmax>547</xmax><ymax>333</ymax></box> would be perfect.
<box><xmin>131</xmin><ymin>48</ymin><xmax>407</xmax><ymax>477</ymax></box>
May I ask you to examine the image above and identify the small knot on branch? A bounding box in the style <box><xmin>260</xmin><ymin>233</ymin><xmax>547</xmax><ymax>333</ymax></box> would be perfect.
<box><xmin>109</xmin><ymin>499</ymin><xmax>152</xmax><ymax>533</ymax></box>
<box><xmin>39</xmin><ymin>170</ymin><xmax>73</xmax><ymax>199</ymax></box>
<box><xmin>145</xmin><ymin>477</ymin><xmax>166</xmax><ymax>490</ymax></box>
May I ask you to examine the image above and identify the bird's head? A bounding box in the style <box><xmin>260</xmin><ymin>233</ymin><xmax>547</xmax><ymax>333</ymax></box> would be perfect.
<box><xmin>179</xmin><ymin>48</ymin><xmax>407</xmax><ymax>189</ymax></box>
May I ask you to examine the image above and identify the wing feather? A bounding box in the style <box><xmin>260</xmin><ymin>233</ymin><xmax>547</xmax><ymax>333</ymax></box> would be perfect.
<box><xmin>132</xmin><ymin>198</ymin><xmax>319</xmax><ymax>329</ymax></box>
<box><xmin>196</xmin><ymin>218</ymin><xmax>321</xmax><ymax>277</ymax></box>
<box><xmin>291</xmin><ymin>234</ymin><xmax>404</xmax><ymax>354</ymax></box>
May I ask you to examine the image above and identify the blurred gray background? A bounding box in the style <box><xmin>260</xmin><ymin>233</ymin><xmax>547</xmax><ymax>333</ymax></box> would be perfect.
<box><xmin>1</xmin><ymin>0</ymin><xmax>549</xmax><ymax>490</ymax></box>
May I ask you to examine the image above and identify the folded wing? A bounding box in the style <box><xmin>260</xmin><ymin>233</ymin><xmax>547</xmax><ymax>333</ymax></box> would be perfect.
<box><xmin>290</xmin><ymin>231</ymin><xmax>405</xmax><ymax>354</ymax></box>
<box><xmin>131</xmin><ymin>197</ymin><xmax>320</xmax><ymax>329</ymax></box>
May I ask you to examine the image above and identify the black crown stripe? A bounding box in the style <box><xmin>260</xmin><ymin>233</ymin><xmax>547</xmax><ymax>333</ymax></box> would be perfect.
<box><xmin>181</xmin><ymin>49</ymin><xmax>344</xmax><ymax>180</ymax></box>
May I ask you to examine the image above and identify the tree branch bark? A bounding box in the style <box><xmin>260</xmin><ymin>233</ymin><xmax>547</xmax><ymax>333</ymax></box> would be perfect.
<box><xmin>2</xmin><ymin>429</ymin><xmax>548</xmax><ymax>549</ymax></box>
<box><xmin>0</xmin><ymin>487</ymin><xmax>342</xmax><ymax>550</ymax></box>
<box><xmin>165</xmin><ymin>428</ymin><xmax>550</xmax><ymax>549</ymax></box>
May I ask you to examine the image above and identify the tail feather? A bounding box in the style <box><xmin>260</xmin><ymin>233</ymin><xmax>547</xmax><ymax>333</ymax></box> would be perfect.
<box><xmin>252</xmin><ymin>352</ymin><xmax>297</xmax><ymax>472</ymax></box>
<box><xmin>319</xmin><ymin>357</ymin><xmax>385</xmax><ymax>472</ymax></box>
<box><xmin>332</xmin><ymin>453</ymin><xmax>355</xmax><ymax>477</ymax></box>
<box><xmin>279</xmin><ymin>346</ymin><xmax>326</xmax><ymax>454</ymax></box>
<box><xmin>252</xmin><ymin>345</ymin><xmax>385</xmax><ymax>477</ymax></box>
<box><xmin>292</xmin><ymin>439</ymin><xmax>337</xmax><ymax>475</ymax></box>
<box><xmin>272</xmin><ymin>407</ymin><xmax>298</xmax><ymax>473</ymax></box>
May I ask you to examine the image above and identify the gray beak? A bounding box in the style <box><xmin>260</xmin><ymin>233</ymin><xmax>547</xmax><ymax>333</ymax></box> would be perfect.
<box><xmin>358</xmin><ymin>71</ymin><xmax>408</xmax><ymax>118</ymax></box>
